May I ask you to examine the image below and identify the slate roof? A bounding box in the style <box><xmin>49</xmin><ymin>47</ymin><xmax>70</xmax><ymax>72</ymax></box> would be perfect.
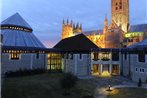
<box><xmin>128</xmin><ymin>24</ymin><xmax>147</xmax><ymax>32</ymax></box>
<box><xmin>1</xmin><ymin>13</ymin><xmax>32</xmax><ymax>30</ymax></box>
<box><xmin>54</xmin><ymin>34</ymin><xmax>99</xmax><ymax>52</ymax></box>
<box><xmin>128</xmin><ymin>38</ymin><xmax>147</xmax><ymax>49</ymax></box>
<box><xmin>83</xmin><ymin>30</ymin><xmax>103</xmax><ymax>36</ymax></box>
<box><xmin>1</xmin><ymin>13</ymin><xmax>45</xmax><ymax>48</ymax></box>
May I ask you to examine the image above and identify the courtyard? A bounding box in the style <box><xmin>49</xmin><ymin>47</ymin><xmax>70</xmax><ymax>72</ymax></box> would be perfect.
<box><xmin>2</xmin><ymin>73</ymin><xmax>147</xmax><ymax>98</ymax></box>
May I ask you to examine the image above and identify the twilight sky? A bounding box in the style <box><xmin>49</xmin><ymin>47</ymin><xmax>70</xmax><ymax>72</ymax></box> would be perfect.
<box><xmin>1</xmin><ymin>0</ymin><xmax>147</xmax><ymax>48</ymax></box>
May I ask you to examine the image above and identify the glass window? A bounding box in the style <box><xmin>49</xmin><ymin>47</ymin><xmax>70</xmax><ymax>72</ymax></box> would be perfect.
<box><xmin>101</xmin><ymin>52</ymin><xmax>110</xmax><ymax>61</ymax></box>
<box><xmin>10</xmin><ymin>52</ymin><xmax>20</xmax><ymax>60</ymax></box>
<box><xmin>112</xmin><ymin>52</ymin><xmax>119</xmax><ymax>61</ymax></box>
<box><xmin>138</xmin><ymin>53</ymin><xmax>145</xmax><ymax>62</ymax></box>
<box><xmin>93</xmin><ymin>52</ymin><xmax>98</xmax><ymax>61</ymax></box>
<box><xmin>47</xmin><ymin>53</ymin><xmax>62</xmax><ymax>71</ymax></box>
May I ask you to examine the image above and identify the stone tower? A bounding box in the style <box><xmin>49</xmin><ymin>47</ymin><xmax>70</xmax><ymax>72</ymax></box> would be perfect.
<box><xmin>73</xmin><ymin>23</ymin><xmax>82</xmax><ymax>33</ymax></box>
<box><xmin>111</xmin><ymin>0</ymin><xmax>129</xmax><ymax>32</ymax></box>
<box><xmin>103</xmin><ymin>15</ymin><xmax>108</xmax><ymax>48</ymax></box>
<box><xmin>61</xmin><ymin>19</ymin><xmax>73</xmax><ymax>39</ymax></box>
<box><xmin>61</xmin><ymin>19</ymin><xmax>82</xmax><ymax>39</ymax></box>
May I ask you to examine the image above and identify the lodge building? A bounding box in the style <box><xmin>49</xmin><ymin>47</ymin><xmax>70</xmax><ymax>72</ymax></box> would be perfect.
<box><xmin>1</xmin><ymin>0</ymin><xmax>147</xmax><ymax>83</ymax></box>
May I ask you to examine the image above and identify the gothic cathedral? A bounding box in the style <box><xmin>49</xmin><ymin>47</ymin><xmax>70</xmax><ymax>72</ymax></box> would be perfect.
<box><xmin>111</xmin><ymin>0</ymin><xmax>129</xmax><ymax>32</ymax></box>
<box><xmin>61</xmin><ymin>0</ymin><xmax>129</xmax><ymax>48</ymax></box>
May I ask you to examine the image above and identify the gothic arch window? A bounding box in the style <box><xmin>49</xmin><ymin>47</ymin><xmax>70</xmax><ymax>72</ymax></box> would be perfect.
<box><xmin>116</xmin><ymin>7</ymin><xmax>118</xmax><ymax>10</ymax></box>
<box><xmin>116</xmin><ymin>2</ymin><xmax>118</xmax><ymax>5</ymax></box>
<box><xmin>120</xmin><ymin>6</ymin><xmax>122</xmax><ymax>9</ymax></box>
<box><xmin>119</xmin><ymin>0</ymin><xmax>122</xmax><ymax>9</ymax></box>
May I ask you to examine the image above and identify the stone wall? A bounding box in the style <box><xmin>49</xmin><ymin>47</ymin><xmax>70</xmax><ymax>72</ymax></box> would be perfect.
<box><xmin>1</xmin><ymin>53</ymin><xmax>46</xmax><ymax>74</ymax></box>
<box><xmin>63</xmin><ymin>53</ymin><xmax>91</xmax><ymax>76</ymax></box>
<box><xmin>130</xmin><ymin>54</ymin><xmax>147</xmax><ymax>82</ymax></box>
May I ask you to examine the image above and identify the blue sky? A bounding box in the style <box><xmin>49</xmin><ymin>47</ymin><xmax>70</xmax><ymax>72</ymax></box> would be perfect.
<box><xmin>1</xmin><ymin>0</ymin><xmax>147</xmax><ymax>47</ymax></box>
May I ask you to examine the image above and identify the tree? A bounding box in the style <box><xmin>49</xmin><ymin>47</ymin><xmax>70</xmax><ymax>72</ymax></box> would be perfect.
<box><xmin>60</xmin><ymin>73</ymin><xmax>78</xmax><ymax>95</ymax></box>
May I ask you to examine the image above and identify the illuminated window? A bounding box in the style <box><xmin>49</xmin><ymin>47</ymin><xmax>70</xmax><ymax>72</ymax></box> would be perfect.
<box><xmin>10</xmin><ymin>52</ymin><xmax>20</xmax><ymax>60</ymax></box>
<box><xmin>101</xmin><ymin>52</ymin><xmax>110</xmax><ymax>61</ymax></box>
<box><xmin>47</xmin><ymin>53</ymin><xmax>62</xmax><ymax>71</ymax></box>
<box><xmin>1</xmin><ymin>26</ymin><xmax>32</xmax><ymax>32</ymax></box>
<box><xmin>93</xmin><ymin>52</ymin><xmax>98</xmax><ymax>61</ymax></box>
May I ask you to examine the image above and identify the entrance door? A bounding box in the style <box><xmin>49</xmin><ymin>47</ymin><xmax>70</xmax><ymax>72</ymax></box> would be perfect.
<box><xmin>112</xmin><ymin>64</ymin><xmax>119</xmax><ymax>75</ymax></box>
<box><xmin>101</xmin><ymin>64</ymin><xmax>110</xmax><ymax>76</ymax></box>
<box><xmin>102</xmin><ymin>64</ymin><xmax>109</xmax><ymax>72</ymax></box>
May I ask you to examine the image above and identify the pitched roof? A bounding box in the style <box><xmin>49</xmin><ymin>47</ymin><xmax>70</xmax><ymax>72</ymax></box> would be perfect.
<box><xmin>1</xmin><ymin>13</ymin><xmax>32</xmax><ymax>30</ymax></box>
<box><xmin>128</xmin><ymin>24</ymin><xmax>147</xmax><ymax>32</ymax></box>
<box><xmin>2</xmin><ymin>29</ymin><xmax>45</xmax><ymax>48</ymax></box>
<box><xmin>1</xmin><ymin>13</ymin><xmax>45</xmax><ymax>48</ymax></box>
<box><xmin>83</xmin><ymin>30</ymin><xmax>103</xmax><ymax>36</ymax></box>
<box><xmin>128</xmin><ymin>38</ymin><xmax>147</xmax><ymax>49</ymax></box>
<box><xmin>54</xmin><ymin>34</ymin><xmax>99</xmax><ymax>52</ymax></box>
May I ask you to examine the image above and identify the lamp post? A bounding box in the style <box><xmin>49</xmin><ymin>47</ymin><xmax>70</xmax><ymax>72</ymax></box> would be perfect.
<box><xmin>108</xmin><ymin>85</ymin><xmax>111</xmax><ymax>91</ymax></box>
<box><xmin>106</xmin><ymin>78</ymin><xmax>112</xmax><ymax>92</ymax></box>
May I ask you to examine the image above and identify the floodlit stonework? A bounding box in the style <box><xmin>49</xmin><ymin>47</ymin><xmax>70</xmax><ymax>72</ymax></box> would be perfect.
<box><xmin>61</xmin><ymin>0</ymin><xmax>128</xmax><ymax>48</ymax></box>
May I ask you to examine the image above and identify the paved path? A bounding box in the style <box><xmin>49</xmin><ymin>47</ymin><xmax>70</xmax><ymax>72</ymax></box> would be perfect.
<box><xmin>94</xmin><ymin>83</ymin><xmax>147</xmax><ymax>98</ymax></box>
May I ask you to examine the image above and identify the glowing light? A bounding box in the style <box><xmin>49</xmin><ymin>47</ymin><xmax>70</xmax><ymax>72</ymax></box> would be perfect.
<box><xmin>107</xmin><ymin>88</ymin><xmax>119</xmax><ymax>95</ymax></box>
<box><xmin>125</xmin><ymin>32</ymin><xmax>144</xmax><ymax>38</ymax></box>
<box><xmin>101</xmin><ymin>71</ymin><xmax>111</xmax><ymax>77</ymax></box>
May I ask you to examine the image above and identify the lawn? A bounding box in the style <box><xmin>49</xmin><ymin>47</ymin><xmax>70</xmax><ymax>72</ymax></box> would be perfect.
<box><xmin>107</xmin><ymin>88</ymin><xmax>147</xmax><ymax>98</ymax></box>
<box><xmin>2</xmin><ymin>73</ymin><xmax>97</xmax><ymax>98</ymax></box>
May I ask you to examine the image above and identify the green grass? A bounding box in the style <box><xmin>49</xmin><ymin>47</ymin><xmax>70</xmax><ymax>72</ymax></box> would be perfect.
<box><xmin>107</xmin><ymin>88</ymin><xmax>147</xmax><ymax>98</ymax></box>
<box><xmin>2</xmin><ymin>73</ymin><xmax>96</xmax><ymax>98</ymax></box>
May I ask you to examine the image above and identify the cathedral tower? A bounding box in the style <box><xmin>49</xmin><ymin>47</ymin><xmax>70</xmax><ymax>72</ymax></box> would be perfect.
<box><xmin>73</xmin><ymin>23</ymin><xmax>82</xmax><ymax>33</ymax></box>
<box><xmin>111</xmin><ymin>0</ymin><xmax>129</xmax><ymax>32</ymax></box>
<box><xmin>61</xmin><ymin>19</ymin><xmax>82</xmax><ymax>39</ymax></box>
<box><xmin>61</xmin><ymin>19</ymin><xmax>73</xmax><ymax>39</ymax></box>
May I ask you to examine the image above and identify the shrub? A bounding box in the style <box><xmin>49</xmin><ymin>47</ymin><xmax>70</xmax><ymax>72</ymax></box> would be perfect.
<box><xmin>60</xmin><ymin>73</ymin><xmax>78</xmax><ymax>95</ymax></box>
<box><xmin>5</xmin><ymin>68</ymin><xmax>46</xmax><ymax>77</ymax></box>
